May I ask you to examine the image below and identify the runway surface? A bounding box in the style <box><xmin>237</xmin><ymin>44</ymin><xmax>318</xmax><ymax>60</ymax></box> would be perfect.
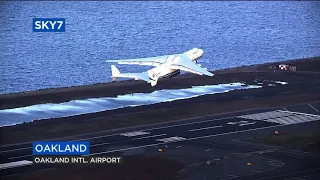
<box><xmin>1</xmin><ymin>101</ymin><xmax>319</xmax><ymax>179</ymax></box>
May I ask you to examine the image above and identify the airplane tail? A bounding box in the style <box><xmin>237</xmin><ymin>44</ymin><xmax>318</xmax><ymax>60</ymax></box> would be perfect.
<box><xmin>110</xmin><ymin>65</ymin><xmax>153</xmax><ymax>84</ymax></box>
<box><xmin>111</xmin><ymin>65</ymin><xmax>120</xmax><ymax>81</ymax></box>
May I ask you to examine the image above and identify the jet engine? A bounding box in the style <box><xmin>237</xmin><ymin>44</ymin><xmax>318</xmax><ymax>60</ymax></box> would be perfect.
<box><xmin>168</xmin><ymin>70</ymin><xmax>180</xmax><ymax>78</ymax></box>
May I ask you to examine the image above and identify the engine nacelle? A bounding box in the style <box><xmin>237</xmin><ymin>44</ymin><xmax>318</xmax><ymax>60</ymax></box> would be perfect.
<box><xmin>168</xmin><ymin>70</ymin><xmax>180</xmax><ymax>78</ymax></box>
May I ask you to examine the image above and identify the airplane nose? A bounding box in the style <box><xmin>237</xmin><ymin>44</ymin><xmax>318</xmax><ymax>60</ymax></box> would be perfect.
<box><xmin>198</xmin><ymin>49</ymin><xmax>204</xmax><ymax>56</ymax></box>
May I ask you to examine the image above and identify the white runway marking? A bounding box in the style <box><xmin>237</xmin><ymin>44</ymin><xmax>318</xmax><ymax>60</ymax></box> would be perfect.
<box><xmin>239</xmin><ymin>110</ymin><xmax>320</xmax><ymax>125</ymax></box>
<box><xmin>87</xmin><ymin>124</ymin><xmax>287</xmax><ymax>156</ymax></box>
<box><xmin>267</xmin><ymin>160</ymin><xmax>284</xmax><ymax>167</ymax></box>
<box><xmin>239</xmin><ymin>122</ymin><xmax>256</xmax><ymax>126</ymax></box>
<box><xmin>137</xmin><ymin>115</ymin><xmax>234</xmax><ymax>132</ymax></box>
<box><xmin>0</xmin><ymin>109</ymin><xmax>271</xmax><ymax>153</ymax></box>
<box><xmin>189</xmin><ymin>125</ymin><xmax>223</xmax><ymax>132</ymax></box>
<box><xmin>8</xmin><ymin>154</ymin><xmax>32</xmax><ymax>160</ymax></box>
<box><xmin>156</xmin><ymin>136</ymin><xmax>187</xmax><ymax>143</ymax></box>
<box><xmin>0</xmin><ymin>160</ymin><xmax>33</xmax><ymax>170</ymax></box>
<box><xmin>239</xmin><ymin>111</ymin><xmax>292</xmax><ymax>120</ymax></box>
<box><xmin>270</xmin><ymin>163</ymin><xmax>284</xmax><ymax>167</ymax></box>
<box><xmin>120</xmin><ymin>131</ymin><xmax>150</xmax><ymax>137</ymax></box>
<box><xmin>308</xmin><ymin>103</ymin><xmax>319</xmax><ymax>112</ymax></box>
<box><xmin>227</xmin><ymin>120</ymin><xmax>248</xmax><ymax>125</ymax></box>
<box><xmin>7</xmin><ymin>110</ymin><xmax>319</xmax><ymax>161</ymax></box>
<box><xmin>277</xmin><ymin>110</ymin><xmax>320</xmax><ymax>117</ymax></box>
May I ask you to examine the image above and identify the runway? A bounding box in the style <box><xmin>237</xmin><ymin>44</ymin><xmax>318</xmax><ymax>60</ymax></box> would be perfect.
<box><xmin>1</xmin><ymin>101</ymin><xmax>319</xmax><ymax>178</ymax></box>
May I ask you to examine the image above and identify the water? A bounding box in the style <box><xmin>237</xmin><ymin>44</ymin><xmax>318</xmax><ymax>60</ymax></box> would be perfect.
<box><xmin>0</xmin><ymin>1</ymin><xmax>319</xmax><ymax>94</ymax></box>
<box><xmin>0</xmin><ymin>83</ymin><xmax>261</xmax><ymax>127</ymax></box>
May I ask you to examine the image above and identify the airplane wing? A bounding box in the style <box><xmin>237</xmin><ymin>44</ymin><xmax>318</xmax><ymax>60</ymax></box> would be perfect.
<box><xmin>106</xmin><ymin>54</ymin><xmax>179</xmax><ymax>66</ymax></box>
<box><xmin>170</xmin><ymin>54</ymin><xmax>214</xmax><ymax>76</ymax></box>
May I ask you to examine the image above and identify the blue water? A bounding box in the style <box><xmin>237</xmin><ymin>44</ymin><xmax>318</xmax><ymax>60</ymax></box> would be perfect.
<box><xmin>0</xmin><ymin>83</ymin><xmax>261</xmax><ymax>127</ymax></box>
<box><xmin>0</xmin><ymin>1</ymin><xmax>319</xmax><ymax>94</ymax></box>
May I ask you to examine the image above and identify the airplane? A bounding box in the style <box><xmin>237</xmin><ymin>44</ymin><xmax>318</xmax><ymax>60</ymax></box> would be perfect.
<box><xmin>105</xmin><ymin>48</ymin><xmax>213</xmax><ymax>86</ymax></box>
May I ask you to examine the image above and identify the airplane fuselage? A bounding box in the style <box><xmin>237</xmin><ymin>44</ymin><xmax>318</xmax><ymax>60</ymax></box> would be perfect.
<box><xmin>147</xmin><ymin>48</ymin><xmax>203</xmax><ymax>81</ymax></box>
<box><xmin>107</xmin><ymin>48</ymin><xmax>212</xmax><ymax>87</ymax></box>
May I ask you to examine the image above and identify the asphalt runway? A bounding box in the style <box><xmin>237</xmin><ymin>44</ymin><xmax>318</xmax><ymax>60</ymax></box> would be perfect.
<box><xmin>1</xmin><ymin>102</ymin><xmax>320</xmax><ymax>179</ymax></box>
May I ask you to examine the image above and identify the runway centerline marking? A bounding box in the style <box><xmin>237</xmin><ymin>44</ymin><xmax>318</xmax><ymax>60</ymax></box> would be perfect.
<box><xmin>87</xmin><ymin>124</ymin><xmax>287</xmax><ymax>156</ymax></box>
<box><xmin>156</xmin><ymin>136</ymin><xmax>187</xmax><ymax>143</ymax></box>
<box><xmin>189</xmin><ymin>125</ymin><xmax>223</xmax><ymax>132</ymax></box>
<box><xmin>0</xmin><ymin>109</ymin><xmax>275</xmax><ymax>153</ymax></box>
<box><xmin>5</xmin><ymin>109</ymin><xmax>319</xmax><ymax>158</ymax></box>
<box><xmin>132</xmin><ymin>134</ymin><xmax>167</xmax><ymax>140</ymax></box>
<box><xmin>239</xmin><ymin>122</ymin><xmax>256</xmax><ymax>126</ymax></box>
<box><xmin>227</xmin><ymin>121</ymin><xmax>248</xmax><ymax>125</ymax></box>
<box><xmin>120</xmin><ymin>131</ymin><xmax>150</xmax><ymax>137</ymax></box>
<box><xmin>126</xmin><ymin>113</ymin><xmax>255</xmax><ymax>134</ymax></box>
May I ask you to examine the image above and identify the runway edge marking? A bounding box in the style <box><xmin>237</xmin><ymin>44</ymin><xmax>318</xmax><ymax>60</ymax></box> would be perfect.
<box><xmin>87</xmin><ymin>124</ymin><xmax>287</xmax><ymax>156</ymax></box>
<box><xmin>0</xmin><ymin>107</ymin><xmax>273</xmax><ymax>148</ymax></box>
<box><xmin>2</xmin><ymin>101</ymin><xmax>318</xmax><ymax>148</ymax></box>
<box><xmin>0</xmin><ymin>160</ymin><xmax>33</xmax><ymax>170</ymax></box>
<box><xmin>0</xmin><ymin>109</ymin><xmax>271</xmax><ymax>153</ymax></box>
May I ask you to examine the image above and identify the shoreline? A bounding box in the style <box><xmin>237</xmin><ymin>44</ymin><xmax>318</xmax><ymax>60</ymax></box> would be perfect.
<box><xmin>0</xmin><ymin>57</ymin><xmax>319</xmax><ymax>145</ymax></box>
<box><xmin>1</xmin><ymin>56</ymin><xmax>319</xmax><ymax>110</ymax></box>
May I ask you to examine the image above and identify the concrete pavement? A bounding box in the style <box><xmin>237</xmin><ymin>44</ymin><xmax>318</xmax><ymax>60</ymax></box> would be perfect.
<box><xmin>1</xmin><ymin>101</ymin><xmax>319</xmax><ymax>179</ymax></box>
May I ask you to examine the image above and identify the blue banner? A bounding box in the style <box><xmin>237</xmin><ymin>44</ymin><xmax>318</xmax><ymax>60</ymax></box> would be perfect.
<box><xmin>33</xmin><ymin>142</ymin><xmax>89</xmax><ymax>155</ymax></box>
<box><xmin>33</xmin><ymin>18</ymin><xmax>65</xmax><ymax>32</ymax></box>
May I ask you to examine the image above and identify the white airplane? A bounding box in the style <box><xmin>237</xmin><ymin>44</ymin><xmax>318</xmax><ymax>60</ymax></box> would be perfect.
<box><xmin>105</xmin><ymin>48</ymin><xmax>213</xmax><ymax>86</ymax></box>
